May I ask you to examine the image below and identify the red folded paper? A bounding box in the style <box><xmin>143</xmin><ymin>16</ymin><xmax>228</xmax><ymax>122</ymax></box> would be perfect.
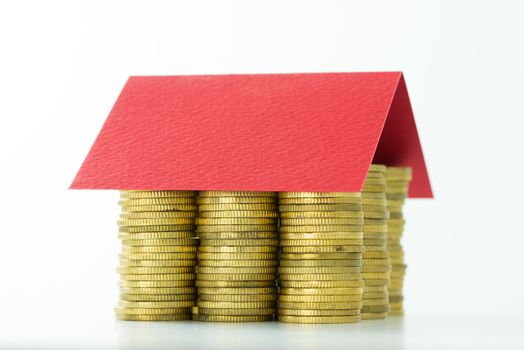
<box><xmin>71</xmin><ymin>72</ymin><xmax>432</xmax><ymax>198</ymax></box>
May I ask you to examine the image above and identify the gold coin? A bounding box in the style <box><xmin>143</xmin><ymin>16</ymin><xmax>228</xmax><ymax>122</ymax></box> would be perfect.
<box><xmin>198</xmin><ymin>203</ymin><xmax>278</xmax><ymax>211</ymax></box>
<box><xmin>369</xmin><ymin>164</ymin><xmax>386</xmax><ymax>172</ymax></box>
<box><xmin>198</xmin><ymin>239</ymin><xmax>279</xmax><ymax>247</ymax></box>
<box><xmin>279</xmin><ymin>204</ymin><xmax>362</xmax><ymax>212</ymax></box>
<box><xmin>386</xmin><ymin>185</ymin><xmax>409</xmax><ymax>193</ymax></box>
<box><xmin>193</xmin><ymin>314</ymin><xmax>273</xmax><ymax>322</ymax></box>
<box><xmin>119</xmin><ymin>232</ymin><xmax>195</xmax><ymax>240</ymax></box>
<box><xmin>278</xmin><ymin>301</ymin><xmax>363</xmax><ymax>310</ymax></box>
<box><xmin>281</xmin><ymin>245</ymin><xmax>363</xmax><ymax>254</ymax></box>
<box><xmin>122</xmin><ymin>246</ymin><xmax>197</xmax><ymax>253</ymax></box>
<box><xmin>281</xmin><ymin>218</ymin><xmax>364</xmax><ymax>226</ymax></box>
<box><xmin>120</xmin><ymin>259</ymin><xmax>195</xmax><ymax>267</ymax></box>
<box><xmin>278</xmin><ymin>266</ymin><xmax>361</xmax><ymax>274</ymax></box>
<box><xmin>364</xmin><ymin>177</ymin><xmax>386</xmax><ymax>185</ymax></box>
<box><xmin>362</xmin><ymin>265</ymin><xmax>391</xmax><ymax>273</ymax></box>
<box><xmin>120</xmin><ymin>273</ymin><xmax>195</xmax><ymax>281</ymax></box>
<box><xmin>279</xmin><ymin>259</ymin><xmax>361</xmax><ymax>268</ymax></box>
<box><xmin>363</xmin><ymin>232</ymin><xmax>387</xmax><ymax>239</ymax></box>
<box><xmin>196</xmin><ymin>231</ymin><xmax>277</xmax><ymax>239</ymax></box>
<box><xmin>280</xmin><ymin>232</ymin><xmax>363</xmax><ymax>240</ymax></box>
<box><xmin>278</xmin><ymin>315</ymin><xmax>361</xmax><ymax>323</ymax></box>
<box><xmin>197</xmin><ymin>197</ymin><xmax>276</xmax><ymax>204</ymax></box>
<box><xmin>361</xmin><ymin>305</ymin><xmax>389</xmax><ymax>313</ymax></box>
<box><xmin>362</xmin><ymin>291</ymin><xmax>388</xmax><ymax>299</ymax></box>
<box><xmin>279</xmin><ymin>273</ymin><xmax>361</xmax><ymax>281</ymax></box>
<box><xmin>362</xmin><ymin>192</ymin><xmax>386</xmax><ymax>199</ymax></box>
<box><xmin>116</xmin><ymin>313</ymin><xmax>192</xmax><ymax>321</ymax></box>
<box><xmin>362</xmin><ymin>184</ymin><xmax>387</xmax><ymax>193</ymax></box>
<box><xmin>363</xmin><ymin>204</ymin><xmax>388</xmax><ymax>211</ymax></box>
<box><xmin>120</xmin><ymin>294</ymin><xmax>195</xmax><ymax>302</ymax></box>
<box><xmin>198</xmin><ymin>287</ymin><xmax>276</xmax><ymax>295</ymax></box>
<box><xmin>118</xmin><ymin>300</ymin><xmax>195</xmax><ymax>309</ymax></box>
<box><xmin>196</xmin><ymin>308</ymin><xmax>275</xmax><ymax>316</ymax></box>
<box><xmin>121</xmin><ymin>190</ymin><xmax>197</xmax><ymax>198</ymax></box>
<box><xmin>120</xmin><ymin>287</ymin><xmax>196</xmax><ymax>295</ymax></box>
<box><xmin>386</xmin><ymin>199</ymin><xmax>405</xmax><ymax>207</ymax></box>
<box><xmin>362</xmin><ymin>259</ymin><xmax>390</xmax><ymax>266</ymax></box>
<box><xmin>196</xmin><ymin>280</ymin><xmax>275</xmax><ymax>288</ymax></box>
<box><xmin>278</xmin><ymin>197</ymin><xmax>361</xmax><ymax>205</ymax></box>
<box><xmin>120</xmin><ymin>198</ymin><xmax>196</xmax><ymax>206</ymax></box>
<box><xmin>115</xmin><ymin>306</ymin><xmax>192</xmax><ymax>315</ymax></box>
<box><xmin>279</xmin><ymin>280</ymin><xmax>363</xmax><ymax>289</ymax></box>
<box><xmin>278</xmin><ymin>308</ymin><xmax>360</xmax><ymax>316</ymax></box>
<box><xmin>197</xmin><ymin>266</ymin><xmax>277</xmax><ymax>274</ymax></box>
<box><xmin>363</xmin><ymin>238</ymin><xmax>387</xmax><ymax>246</ymax></box>
<box><xmin>385</xmin><ymin>166</ymin><xmax>412</xmax><ymax>178</ymax></box>
<box><xmin>364</xmin><ymin>280</ymin><xmax>390</xmax><ymax>287</ymax></box>
<box><xmin>280</xmin><ymin>239</ymin><xmax>363</xmax><ymax>247</ymax></box>
<box><xmin>280</xmin><ymin>211</ymin><xmax>362</xmax><ymax>219</ymax></box>
<box><xmin>120</xmin><ymin>211</ymin><xmax>197</xmax><ymax>219</ymax></box>
<box><xmin>117</xmin><ymin>266</ymin><xmax>194</xmax><ymax>274</ymax></box>
<box><xmin>198</xmin><ymin>211</ymin><xmax>278</xmax><ymax>218</ymax></box>
<box><xmin>120</xmin><ymin>280</ymin><xmax>195</xmax><ymax>288</ymax></box>
<box><xmin>198</xmin><ymin>294</ymin><xmax>277</xmax><ymax>302</ymax></box>
<box><xmin>362</xmin><ymin>197</ymin><xmax>388</xmax><ymax>206</ymax></box>
<box><xmin>196</xmin><ymin>225</ymin><xmax>277</xmax><ymax>232</ymax></box>
<box><xmin>197</xmin><ymin>252</ymin><xmax>277</xmax><ymax>260</ymax></box>
<box><xmin>280</xmin><ymin>287</ymin><xmax>363</xmax><ymax>296</ymax></box>
<box><xmin>119</xmin><ymin>225</ymin><xmax>194</xmax><ymax>233</ymax></box>
<box><xmin>118</xmin><ymin>218</ymin><xmax>194</xmax><ymax>226</ymax></box>
<box><xmin>362</xmin><ymin>225</ymin><xmax>388</xmax><ymax>233</ymax></box>
<box><xmin>362</xmin><ymin>272</ymin><xmax>390</xmax><ymax>280</ymax></box>
<box><xmin>122</xmin><ymin>239</ymin><xmax>198</xmax><ymax>247</ymax></box>
<box><xmin>363</xmin><ymin>285</ymin><xmax>388</xmax><ymax>293</ymax></box>
<box><xmin>280</xmin><ymin>225</ymin><xmax>363</xmax><ymax>233</ymax></box>
<box><xmin>280</xmin><ymin>252</ymin><xmax>362</xmax><ymax>260</ymax></box>
<box><xmin>363</xmin><ymin>251</ymin><xmax>389</xmax><ymax>259</ymax></box>
<box><xmin>279</xmin><ymin>294</ymin><xmax>362</xmax><ymax>303</ymax></box>
<box><xmin>119</xmin><ymin>253</ymin><xmax>196</xmax><ymax>261</ymax></box>
<box><xmin>198</xmin><ymin>246</ymin><xmax>277</xmax><ymax>253</ymax></box>
<box><xmin>361</xmin><ymin>312</ymin><xmax>388</xmax><ymax>320</ymax></box>
<box><xmin>197</xmin><ymin>273</ymin><xmax>275</xmax><ymax>281</ymax></box>
<box><xmin>120</xmin><ymin>204</ymin><xmax>198</xmax><ymax>212</ymax></box>
<box><xmin>199</xmin><ymin>191</ymin><xmax>277</xmax><ymax>197</ymax></box>
<box><xmin>363</xmin><ymin>211</ymin><xmax>390</xmax><ymax>219</ymax></box>
<box><xmin>278</xmin><ymin>192</ymin><xmax>361</xmax><ymax>198</ymax></box>
<box><xmin>198</xmin><ymin>259</ymin><xmax>278</xmax><ymax>267</ymax></box>
<box><xmin>196</xmin><ymin>218</ymin><xmax>277</xmax><ymax>225</ymax></box>
<box><xmin>197</xmin><ymin>300</ymin><xmax>274</xmax><ymax>309</ymax></box>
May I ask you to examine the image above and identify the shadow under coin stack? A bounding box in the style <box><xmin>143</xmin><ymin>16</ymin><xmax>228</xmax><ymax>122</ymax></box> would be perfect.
<box><xmin>385</xmin><ymin>167</ymin><xmax>413</xmax><ymax>315</ymax></box>
<box><xmin>361</xmin><ymin>165</ymin><xmax>391</xmax><ymax>320</ymax></box>
<box><xmin>277</xmin><ymin>192</ymin><xmax>364</xmax><ymax>324</ymax></box>
<box><xmin>115</xmin><ymin>191</ymin><xmax>199</xmax><ymax>321</ymax></box>
<box><xmin>193</xmin><ymin>191</ymin><xmax>279</xmax><ymax>322</ymax></box>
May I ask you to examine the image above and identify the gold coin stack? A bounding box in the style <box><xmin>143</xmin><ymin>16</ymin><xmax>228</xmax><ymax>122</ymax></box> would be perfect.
<box><xmin>385</xmin><ymin>167</ymin><xmax>412</xmax><ymax>315</ymax></box>
<box><xmin>115</xmin><ymin>191</ymin><xmax>199</xmax><ymax>321</ymax></box>
<box><xmin>277</xmin><ymin>192</ymin><xmax>364</xmax><ymax>324</ymax></box>
<box><xmin>361</xmin><ymin>165</ymin><xmax>391</xmax><ymax>320</ymax></box>
<box><xmin>193</xmin><ymin>191</ymin><xmax>279</xmax><ymax>322</ymax></box>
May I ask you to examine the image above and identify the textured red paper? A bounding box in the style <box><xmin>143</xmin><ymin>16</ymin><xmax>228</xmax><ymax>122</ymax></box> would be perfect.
<box><xmin>70</xmin><ymin>72</ymin><xmax>432</xmax><ymax>198</ymax></box>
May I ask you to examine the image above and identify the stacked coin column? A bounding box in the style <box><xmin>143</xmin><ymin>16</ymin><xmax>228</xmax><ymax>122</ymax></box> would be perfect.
<box><xmin>193</xmin><ymin>191</ymin><xmax>279</xmax><ymax>322</ymax></box>
<box><xmin>116</xmin><ymin>191</ymin><xmax>199</xmax><ymax>321</ymax></box>
<box><xmin>277</xmin><ymin>192</ymin><xmax>364</xmax><ymax>324</ymax></box>
<box><xmin>361</xmin><ymin>165</ymin><xmax>391</xmax><ymax>320</ymax></box>
<box><xmin>385</xmin><ymin>167</ymin><xmax>413</xmax><ymax>315</ymax></box>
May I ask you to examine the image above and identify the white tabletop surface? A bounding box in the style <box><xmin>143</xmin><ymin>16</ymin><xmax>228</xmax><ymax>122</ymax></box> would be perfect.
<box><xmin>1</xmin><ymin>313</ymin><xmax>523</xmax><ymax>350</ymax></box>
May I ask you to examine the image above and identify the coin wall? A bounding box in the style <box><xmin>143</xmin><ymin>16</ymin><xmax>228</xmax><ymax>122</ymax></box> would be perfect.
<box><xmin>277</xmin><ymin>192</ymin><xmax>365</xmax><ymax>324</ymax></box>
<box><xmin>361</xmin><ymin>165</ymin><xmax>391</xmax><ymax>320</ymax></box>
<box><xmin>116</xmin><ymin>191</ymin><xmax>199</xmax><ymax>321</ymax></box>
<box><xmin>193</xmin><ymin>191</ymin><xmax>279</xmax><ymax>322</ymax></box>
<box><xmin>385</xmin><ymin>167</ymin><xmax>412</xmax><ymax>315</ymax></box>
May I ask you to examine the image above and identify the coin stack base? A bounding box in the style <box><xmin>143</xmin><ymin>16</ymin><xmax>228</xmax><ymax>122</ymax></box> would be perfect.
<box><xmin>116</xmin><ymin>191</ymin><xmax>199</xmax><ymax>321</ymax></box>
<box><xmin>194</xmin><ymin>191</ymin><xmax>279</xmax><ymax>322</ymax></box>
<box><xmin>278</xmin><ymin>192</ymin><xmax>364</xmax><ymax>324</ymax></box>
<box><xmin>385</xmin><ymin>167</ymin><xmax>412</xmax><ymax>315</ymax></box>
<box><xmin>361</xmin><ymin>165</ymin><xmax>391</xmax><ymax>320</ymax></box>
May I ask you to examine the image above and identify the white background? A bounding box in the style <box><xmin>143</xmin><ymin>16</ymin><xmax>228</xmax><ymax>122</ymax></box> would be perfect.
<box><xmin>1</xmin><ymin>1</ymin><xmax>523</xmax><ymax>349</ymax></box>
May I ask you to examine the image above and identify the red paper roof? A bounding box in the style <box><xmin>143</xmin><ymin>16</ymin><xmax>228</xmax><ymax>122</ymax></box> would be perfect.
<box><xmin>71</xmin><ymin>72</ymin><xmax>432</xmax><ymax>198</ymax></box>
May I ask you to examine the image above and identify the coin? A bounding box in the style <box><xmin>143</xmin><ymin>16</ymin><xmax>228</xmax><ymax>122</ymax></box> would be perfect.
<box><xmin>197</xmin><ymin>287</ymin><xmax>277</xmax><ymax>295</ymax></box>
<box><xmin>193</xmin><ymin>314</ymin><xmax>273</xmax><ymax>322</ymax></box>
<box><xmin>280</xmin><ymin>225</ymin><xmax>363</xmax><ymax>233</ymax></box>
<box><xmin>120</xmin><ymin>204</ymin><xmax>198</xmax><ymax>212</ymax></box>
<box><xmin>280</xmin><ymin>287</ymin><xmax>363</xmax><ymax>295</ymax></box>
<box><xmin>117</xmin><ymin>266</ymin><xmax>194</xmax><ymax>274</ymax></box>
<box><xmin>116</xmin><ymin>313</ymin><xmax>192</xmax><ymax>321</ymax></box>
<box><xmin>118</xmin><ymin>300</ymin><xmax>195</xmax><ymax>308</ymax></box>
<box><xmin>198</xmin><ymin>294</ymin><xmax>277</xmax><ymax>302</ymax></box>
<box><xmin>279</xmin><ymin>239</ymin><xmax>363</xmax><ymax>247</ymax></box>
<box><xmin>281</xmin><ymin>245</ymin><xmax>363</xmax><ymax>253</ymax></box>
<box><xmin>120</xmin><ymin>211</ymin><xmax>197</xmax><ymax>219</ymax></box>
<box><xmin>122</xmin><ymin>246</ymin><xmax>197</xmax><ymax>253</ymax></box>
<box><xmin>196</xmin><ymin>218</ymin><xmax>277</xmax><ymax>225</ymax></box>
<box><xmin>197</xmin><ymin>266</ymin><xmax>277</xmax><ymax>274</ymax></box>
<box><xmin>198</xmin><ymin>259</ymin><xmax>278</xmax><ymax>267</ymax></box>
<box><xmin>119</xmin><ymin>225</ymin><xmax>194</xmax><ymax>233</ymax></box>
<box><xmin>361</xmin><ymin>312</ymin><xmax>389</xmax><ymax>320</ymax></box>
<box><xmin>278</xmin><ymin>197</ymin><xmax>361</xmax><ymax>205</ymax></box>
<box><xmin>279</xmin><ymin>204</ymin><xmax>362</xmax><ymax>212</ymax></box>
<box><xmin>278</xmin><ymin>308</ymin><xmax>360</xmax><ymax>316</ymax></box>
<box><xmin>121</xmin><ymin>239</ymin><xmax>198</xmax><ymax>246</ymax></box>
<box><xmin>119</xmin><ymin>259</ymin><xmax>196</xmax><ymax>267</ymax></box>
<box><xmin>199</xmin><ymin>191</ymin><xmax>276</xmax><ymax>197</ymax></box>
<box><xmin>198</xmin><ymin>246</ymin><xmax>278</xmax><ymax>253</ymax></box>
<box><xmin>281</xmin><ymin>218</ymin><xmax>364</xmax><ymax>226</ymax></box>
<box><xmin>198</xmin><ymin>239</ymin><xmax>279</xmax><ymax>247</ymax></box>
<box><xmin>197</xmin><ymin>273</ymin><xmax>275</xmax><ymax>281</ymax></box>
<box><xmin>120</xmin><ymin>287</ymin><xmax>196</xmax><ymax>295</ymax></box>
<box><xmin>279</xmin><ymin>252</ymin><xmax>362</xmax><ymax>260</ymax></box>
<box><xmin>198</xmin><ymin>204</ymin><xmax>278</xmax><ymax>211</ymax></box>
<box><xmin>279</xmin><ymin>280</ymin><xmax>363</xmax><ymax>288</ymax></box>
<box><xmin>278</xmin><ymin>273</ymin><xmax>361</xmax><ymax>281</ymax></box>
<box><xmin>120</xmin><ymin>273</ymin><xmax>196</xmax><ymax>281</ymax></box>
<box><xmin>196</xmin><ymin>224</ymin><xmax>277</xmax><ymax>232</ymax></box>
<box><xmin>279</xmin><ymin>192</ymin><xmax>361</xmax><ymax>198</ymax></box>
<box><xmin>197</xmin><ymin>301</ymin><xmax>274</xmax><ymax>309</ymax></box>
<box><xmin>280</xmin><ymin>211</ymin><xmax>363</xmax><ymax>219</ymax></box>
<box><xmin>278</xmin><ymin>266</ymin><xmax>361</xmax><ymax>274</ymax></box>
<box><xmin>196</xmin><ymin>231</ymin><xmax>277</xmax><ymax>239</ymax></box>
<box><xmin>278</xmin><ymin>301</ymin><xmax>363</xmax><ymax>310</ymax></box>
<box><xmin>120</xmin><ymin>280</ymin><xmax>195</xmax><ymax>288</ymax></box>
<box><xmin>115</xmin><ymin>307</ymin><xmax>192</xmax><ymax>315</ymax></box>
<box><xmin>120</xmin><ymin>294</ymin><xmax>195</xmax><ymax>302</ymax></box>
<box><xmin>196</xmin><ymin>280</ymin><xmax>276</xmax><ymax>288</ymax></box>
<box><xmin>197</xmin><ymin>197</ymin><xmax>276</xmax><ymax>204</ymax></box>
<box><xmin>278</xmin><ymin>315</ymin><xmax>361</xmax><ymax>324</ymax></box>
<box><xmin>278</xmin><ymin>259</ymin><xmax>361</xmax><ymax>268</ymax></box>
<box><xmin>119</xmin><ymin>253</ymin><xmax>196</xmax><ymax>260</ymax></box>
<box><xmin>118</xmin><ymin>218</ymin><xmax>194</xmax><ymax>226</ymax></box>
<box><xmin>279</xmin><ymin>294</ymin><xmax>362</xmax><ymax>303</ymax></box>
<box><xmin>197</xmin><ymin>252</ymin><xmax>278</xmax><ymax>260</ymax></box>
<box><xmin>119</xmin><ymin>198</ymin><xmax>196</xmax><ymax>206</ymax></box>
<box><xmin>119</xmin><ymin>232</ymin><xmax>195</xmax><ymax>240</ymax></box>
<box><xmin>120</xmin><ymin>190</ymin><xmax>197</xmax><ymax>198</ymax></box>
<box><xmin>198</xmin><ymin>211</ymin><xmax>278</xmax><ymax>218</ymax></box>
